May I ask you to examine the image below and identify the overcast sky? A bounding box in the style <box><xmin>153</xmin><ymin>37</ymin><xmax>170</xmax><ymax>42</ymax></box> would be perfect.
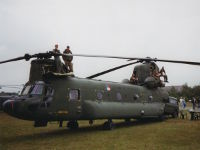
<box><xmin>0</xmin><ymin>0</ymin><xmax>200</xmax><ymax>92</ymax></box>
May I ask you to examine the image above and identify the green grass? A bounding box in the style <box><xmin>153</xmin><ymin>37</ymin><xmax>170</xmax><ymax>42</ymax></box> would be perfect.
<box><xmin>1</xmin><ymin>112</ymin><xmax>200</xmax><ymax>150</ymax></box>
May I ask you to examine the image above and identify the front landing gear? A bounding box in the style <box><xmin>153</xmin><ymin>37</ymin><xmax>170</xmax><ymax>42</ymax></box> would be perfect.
<box><xmin>103</xmin><ymin>119</ymin><xmax>114</xmax><ymax>130</ymax></box>
<box><xmin>67</xmin><ymin>120</ymin><xmax>79</xmax><ymax>129</ymax></box>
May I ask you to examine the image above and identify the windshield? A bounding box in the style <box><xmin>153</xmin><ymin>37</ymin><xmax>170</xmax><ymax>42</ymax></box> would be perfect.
<box><xmin>169</xmin><ymin>99</ymin><xmax>177</xmax><ymax>104</ymax></box>
<box><xmin>30</xmin><ymin>84</ymin><xmax>44</xmax><ymax>95</ymax></box>
<box><xmin>21</xmin><ymin>85</ymin><xmax>32</xmax><ymax>96</ymax></box>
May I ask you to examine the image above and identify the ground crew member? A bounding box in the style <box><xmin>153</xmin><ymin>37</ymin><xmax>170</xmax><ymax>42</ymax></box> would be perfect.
<box><xmin>152</xmin><ymin>68</ymin><xmax>165</xmax><ymax>87</ymax></box>
<box><xmin>153</xmin><ymin>70</ymin><xmax>160</xmax><ymax>79</ymax></box>
<box><xmin>159</xmin><ymin>66</ymin><xmax>168</xmax><ymax>82</ymax></box>
<box><xmin>130</xmin><ymin>70</ymin><xmax>138</xmax><ymax>84</ymax></box>
<box><xmin>62</xmin><ymin>46</ymin><xmax>73</xmax><ymax>72</ymax></box>
<box><xmin>192</xmin><ymin>97</ymin><xmax>196</xmax><ymax>110</ymax></box>
<box><xmin>52</xmin><ymin>44</ymin><xmax>63</xmax><ymax>73</ymax></box>
<box><xmin>152</xmin><ymin>66</ymin><xmax>168</xmax><ymax>82</ymax></box>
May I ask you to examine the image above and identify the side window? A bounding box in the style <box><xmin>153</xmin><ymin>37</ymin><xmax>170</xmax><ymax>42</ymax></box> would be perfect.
<box><xmin>116</xmin><ymin>92</ymin><xmax>122</xmax><ymax>101</ymax></box>
<box><xmin>69</xmin><ymin>89</ymin><xmax>80</xmax><ymax>100</ymax></box>
<box><xmin>97</xmin><ymin>91</ymin><xmax>103</xmax><ymax>100</ymax></box>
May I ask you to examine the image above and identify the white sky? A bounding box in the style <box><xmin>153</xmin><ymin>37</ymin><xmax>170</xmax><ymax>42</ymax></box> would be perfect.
<box><xmin>0</xmin><ymin>0</ymin><xmax>200</xmax><ymax>92</ymax></box>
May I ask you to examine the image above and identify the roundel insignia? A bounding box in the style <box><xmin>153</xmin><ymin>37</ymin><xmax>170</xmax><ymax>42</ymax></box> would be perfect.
<box><xmin>106</xmin><ymin>85</ymin><xmax>111</xmax><ymax>91</ymax></box>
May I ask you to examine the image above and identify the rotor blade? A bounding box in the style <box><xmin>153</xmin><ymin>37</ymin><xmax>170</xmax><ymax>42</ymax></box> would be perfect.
<box><xmin>0</xmin><ymin>52</ymin><xmax>53</xmax><ymax>65</ymax></box>
<box><xmin>87</xmin><ymin>61</ymin><xmax>140</xmax><ymax>79</ymax></box>
<box><xmin>58</xmin><ymin>53</ymin><xmax>137</xmax><ymax>60</ymax></box>
<box><xmin>128</xmin><ymin>57</ymin><xmax>200</xmax><ymax>66</ymax></box>
<box><xmin>55</xmin><ymin>53</ymin><xmax>200</xmax><ymax>66</ymax></box>
<box><xmin>0</xmin><ymin>56</ymin><xmax>27</xmax><ymax>64</ymax></box>
<box><xmin>148</xmin><ymin>58</ymin><xmax>200</xmax><ymax>66</ymax></box>
<box><xmin>2</xmin><ymin>50</ymin><xmax>200</xmax><ymax>67</ymax></box>
<box><xmin>0</xmin><ymin>86</ymin><xmax>22</xmax><ymax>89</ymax></box>
<box><xmin>0</xmin><ymin>84</ymin><xmax>23</xmax><ymax>87</ymax></box>
<box><xmin>0</xmin><ymin>54</ymin><xmax>32</xmax><ymax>64</ymax></box>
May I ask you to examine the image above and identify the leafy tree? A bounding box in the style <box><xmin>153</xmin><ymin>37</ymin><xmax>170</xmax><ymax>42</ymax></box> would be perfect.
<box><xmin>168</xmin><ymin>84</ymin><xmax>200</xmax><ymax>101</ymax></box>
<box><xmin>168</xmin><ymin>86</ymin><xmax>180</xmax><ymax>98</ymax></box>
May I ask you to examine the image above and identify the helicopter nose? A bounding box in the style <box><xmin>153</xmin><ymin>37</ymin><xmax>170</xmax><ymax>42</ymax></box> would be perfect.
<box><xmin>3</xmin><ymin>100</ymin><xmax>17</xmax><ymax>114</ymax></box>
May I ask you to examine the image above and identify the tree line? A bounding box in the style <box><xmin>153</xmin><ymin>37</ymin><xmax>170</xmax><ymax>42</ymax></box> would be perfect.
<box><xmin>168</xmin><ymin>84</ymin><xmax>200</xmax><ymax>101</ymax></box>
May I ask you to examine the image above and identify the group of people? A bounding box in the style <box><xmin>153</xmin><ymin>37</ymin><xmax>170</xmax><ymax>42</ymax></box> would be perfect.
<box><xmin>129</xmin><ymin>63</ymin><xmax>168</xmax><ymax>86</ymax></box>
<box><xmin>52</xmin><ymin>44</ymin><xmax>73</xmax><ymax>73</ymax></box>
<box><xmin>179</xmin><ymin>97</ymin><xmax>200</xmax><ymax>110</ymax></box>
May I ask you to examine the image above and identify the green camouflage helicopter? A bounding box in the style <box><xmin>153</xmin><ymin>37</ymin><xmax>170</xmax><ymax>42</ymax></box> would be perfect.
<box><xmin>1</xmin><ymin>52</ymin><xmax>200</xmax><ymax>130</ymax></box>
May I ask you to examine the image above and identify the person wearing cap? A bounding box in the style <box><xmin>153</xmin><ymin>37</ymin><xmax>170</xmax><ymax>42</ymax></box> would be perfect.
<box><xmin>52</xmin><ymin>44</ymin><xmax>63</xmax><ymax>73</ymax></box>
<box><xmin>62</xmin><ymin>46</ymin><xmax>73</xmax><ymax>72</ymax></box>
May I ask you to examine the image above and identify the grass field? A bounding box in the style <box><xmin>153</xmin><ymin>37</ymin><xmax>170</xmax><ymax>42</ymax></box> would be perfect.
<box><xmin>1</xmin><ymin>112</ymin><xmax>200</xmax><ymax>150</ymax></box>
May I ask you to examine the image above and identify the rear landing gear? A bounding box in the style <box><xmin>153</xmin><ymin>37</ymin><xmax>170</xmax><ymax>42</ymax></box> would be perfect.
<box><xmin>67</xmin><ymin>120</ymin><xmax>79</xmax><ymax>129</ymax></box>
<box><xmin>103</xmin><ymin>119</ymin><xmax>114</xmax><ymax>130</ymax></box>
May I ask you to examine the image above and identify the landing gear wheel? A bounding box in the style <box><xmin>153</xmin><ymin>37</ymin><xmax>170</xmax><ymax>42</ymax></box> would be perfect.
<box><xmin>67</xmin><ymin>121</ymin><xmax>79</xmax><ymax>130</ymax></box>
<box><xmin>103</xmin><ymin>120</ymin><xmax>114</xmax><ymax>130</ymax></box>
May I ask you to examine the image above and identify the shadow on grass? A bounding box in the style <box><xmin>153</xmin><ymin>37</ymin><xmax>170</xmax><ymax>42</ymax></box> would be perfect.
<box><xmin>3</xmin><ymin>119</ymin><xmax>162</xmax><ymax>144</ymax></box>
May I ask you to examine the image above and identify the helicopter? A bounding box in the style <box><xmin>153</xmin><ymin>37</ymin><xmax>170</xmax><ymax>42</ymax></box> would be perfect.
<box><xmin>1</xmin><ymin>51</ymin><xmax>200</xmax><ymax>130</ymax></box>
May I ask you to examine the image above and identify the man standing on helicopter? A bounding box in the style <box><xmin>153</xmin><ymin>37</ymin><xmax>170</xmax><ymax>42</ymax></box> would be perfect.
<box><xmin>62</xmin><ymin>45</ymin><xmax>73</xmax><ymax>73</ymax></box>
<box><xmin>159</xmin><ymin>66</ymin><xmax>168</xmax><ymax>82</ymax></box>
<box><xmin>151</xmin><ymin>65</ymin><xmax>167</xmax><ymax>81</ymax></box>
<box><xmin>52</xmin><ymin>44</ymin><xmax>63</xmax><ymax>73</ymax></box>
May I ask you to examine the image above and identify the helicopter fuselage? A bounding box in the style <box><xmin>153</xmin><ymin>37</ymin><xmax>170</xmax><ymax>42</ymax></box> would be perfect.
<box><xmin>3</xmin><ymin>74</ymin><xmax>169</xmax><ymax>124</ymax></box>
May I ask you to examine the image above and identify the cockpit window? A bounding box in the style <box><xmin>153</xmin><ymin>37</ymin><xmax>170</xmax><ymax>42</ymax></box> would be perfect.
<box><xmin>21</xmin><ymin>85</ymin><xmax>32</xmax><ymax>95</ymax></box>
<box><xmin>31</xmin><ymin>84</ymin><xmax>43</xmax><ymax>95</ymax></box>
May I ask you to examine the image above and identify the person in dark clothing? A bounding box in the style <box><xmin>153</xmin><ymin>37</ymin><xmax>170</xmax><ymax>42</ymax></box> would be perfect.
<box><xmin>52</xmin><ymin>44</ymin><xmax>63</xmax><ymax>73</ymax></box>
<box><xmin>130</xmin><ymin>70</ymin><xmax>138</xmax><ymax>84</ymax></box>
<box><xmin>192</xmin><ymin>97</ymin><xmax>196</xmax><ymax>110</ymax></box>
<box><xmin>62</xmin><ymin>45</ymin><xmax>73</xmax><ymax>72</ymax></box>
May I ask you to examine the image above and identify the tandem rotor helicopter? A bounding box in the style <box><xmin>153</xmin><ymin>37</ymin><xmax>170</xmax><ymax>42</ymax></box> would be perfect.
<box><xmin>1</xmin><ymin>48</ymin><xmax>200</xmax><ymax>130</ymax></box>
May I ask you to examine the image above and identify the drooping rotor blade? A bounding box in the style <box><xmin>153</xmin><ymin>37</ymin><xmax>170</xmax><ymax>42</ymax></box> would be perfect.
<box><xmin>59</xmin><ymin>53</ymin><xmax>200</xmax><ymax>66</ymax></box>
<box><xmin>0</xmin><ymin>86</ymin><xmax>22</xmax><ymax>89</ymax></box>
<box><xmin>146</xmin><ymin>58</ymin><xmax>200</xmax><ymax>66</ymax></box>
<box><xmin>60</xmin><ymin>52</ymin><xmax>200</xmax><ymax>66</ymax></box>
<box><xmin>1</xmin><ymin>50</ymin><xmax>200</xmax><ymax>67</ymax></box>
<box><xmin>87</xmin><ymin>61</ymin><xmax>141</xmax><ymax>79</ymax></box>
<box><xmin>0</xmin><ymin>55</ymin><xmax>29</xmax><ymax>64</ymax></box>
<box><xmin>58</xmin><ymin>53</ymin><xmax>137</xmax><ymax>60</ymax></box>
<box><xmin>0</xmin><ymin>52</ymin><xmax>132</xmax><ymax>65</ymax></box>
<box><xmin>128</xmin><ymin>57</ymin><xmax>200</xmax><ymax>66</ymax></box>
<box><xmin>0</xmin><ymin>53</ymin><xmax>53</xmax><ymax>64</ymax></box>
